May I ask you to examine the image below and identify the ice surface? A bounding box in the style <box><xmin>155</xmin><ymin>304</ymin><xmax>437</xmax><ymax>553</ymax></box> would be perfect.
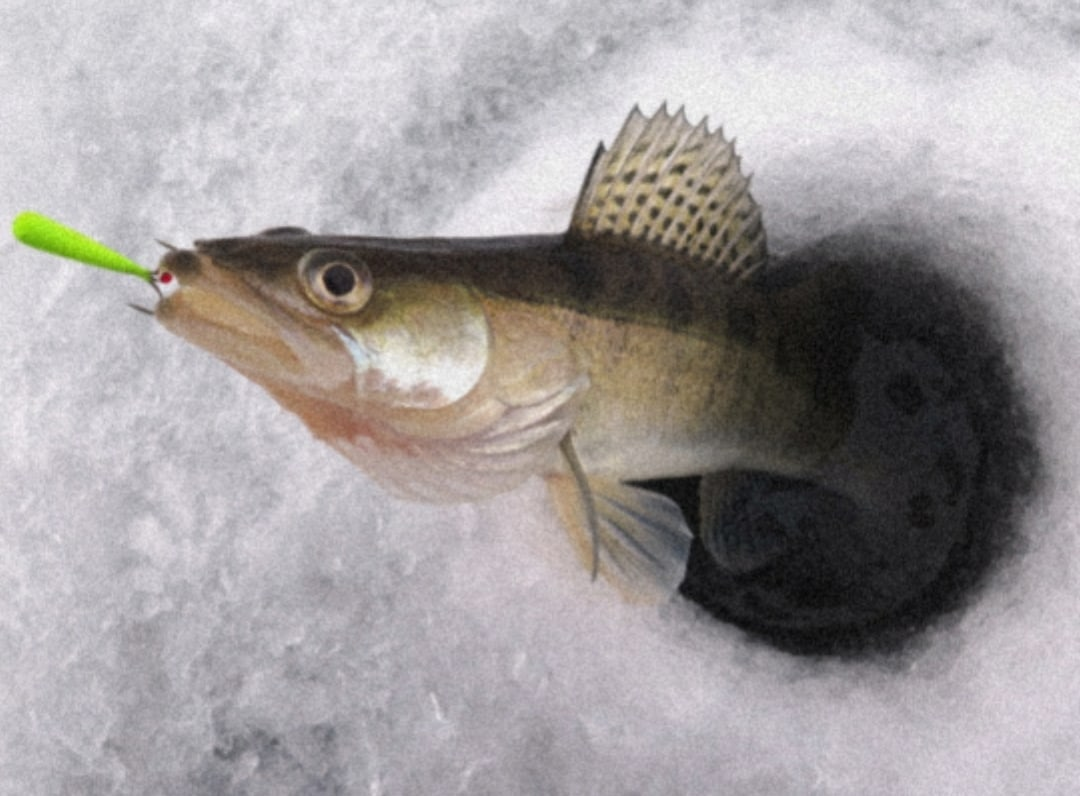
<box><xmin>2</xmin><ymin>1</ymin><xmax>1079</xmax><ymax>793</ymax></box>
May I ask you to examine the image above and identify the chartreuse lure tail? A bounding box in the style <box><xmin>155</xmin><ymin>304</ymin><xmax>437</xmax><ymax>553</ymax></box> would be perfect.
<box><xmin>12</xmin><ymin>211</ymin><xmax>153</xmax><ymax>282</ymax></box>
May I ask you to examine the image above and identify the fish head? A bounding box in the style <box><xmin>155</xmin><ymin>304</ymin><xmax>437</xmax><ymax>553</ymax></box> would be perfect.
<box><xmin>154</xmin><ymin>230</ymin><xmax>491</xmax><ymax>413</ymax></box>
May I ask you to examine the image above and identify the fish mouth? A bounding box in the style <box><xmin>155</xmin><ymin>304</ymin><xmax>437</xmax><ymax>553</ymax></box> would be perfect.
<box><xmin>157</xmin><ymin>281</ymin><xmax>303</xmax><ymax>369</ymax></box>
<box><xmin>121</xmin><ymin>243</ymin><xmax>184</xmax><ymax>315</ymax></box>
<box><xmin>153</xmin><ymin>253</ymin><xmax>354</xmax><ymax>393</ymax></box>
<box><xmin>153</xmin><ymin>249</ymin><xmax>288</xmax><ymax>342</ymax></box>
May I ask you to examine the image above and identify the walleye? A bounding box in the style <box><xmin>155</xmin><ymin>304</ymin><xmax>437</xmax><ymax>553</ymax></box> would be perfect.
<box><xmin>153</xmin><ymin>106</ymin><xmax>860</xmax><ymax>601</ymax></box>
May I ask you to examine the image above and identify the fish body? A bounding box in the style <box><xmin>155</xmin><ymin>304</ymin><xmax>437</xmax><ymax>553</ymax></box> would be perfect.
<box><xmin>155</xmin><ymin>107</ymin><xmax>860</xmax><ymax>599</ymax></box>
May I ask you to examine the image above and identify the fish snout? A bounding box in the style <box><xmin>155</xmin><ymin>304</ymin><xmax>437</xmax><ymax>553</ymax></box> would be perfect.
<box><xmin>157</xmin><ymin>249</ymin><xmax>202</xmax><ymax>279</ymax></box>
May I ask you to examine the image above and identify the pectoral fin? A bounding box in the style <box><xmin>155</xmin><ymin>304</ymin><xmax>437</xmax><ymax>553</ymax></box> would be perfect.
<box><xmin>547</xmin><ymin>438</ymin><xmax>692</xmax><ymax>602</ymax></box>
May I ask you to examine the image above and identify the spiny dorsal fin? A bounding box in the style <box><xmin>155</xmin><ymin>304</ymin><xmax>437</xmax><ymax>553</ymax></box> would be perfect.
<box><xmin>569</xmin><ymin>104</ymin><xmax>768</xmax><ymax>283</ymax></box>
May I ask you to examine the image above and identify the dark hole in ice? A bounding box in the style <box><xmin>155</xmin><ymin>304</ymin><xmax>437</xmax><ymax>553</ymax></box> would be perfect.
<box><xmin>643</xmin><ymin>231</ymin><xmax>1042</xmax><ymax>657</ymax></box>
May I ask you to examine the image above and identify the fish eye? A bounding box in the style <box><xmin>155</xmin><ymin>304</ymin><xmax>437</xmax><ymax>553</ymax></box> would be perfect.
<box><xmin>298</xmin><ymin>249</ymin><xmax>373</xmax><ymax>314</ymax></box>
<box><xmin>321</xmin><ymin>263</ymin><xmax>356</xmax><ymax>295</ymax></box>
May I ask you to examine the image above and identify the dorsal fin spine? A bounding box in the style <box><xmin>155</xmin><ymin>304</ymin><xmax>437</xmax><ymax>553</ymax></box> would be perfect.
<box><xmin>654</xmin><ymin>117</ymin><xmax>712</xmax><ymax>249</ymax></box>
<box><xmin>628</xmin><ymin>107</ymin><xmax>697</xmax><ymax>241</ymax></box>
<box><xmin>622</xmin><ymin>112</ymin><xmax>675</xmax><ymax>237</ymax></box>
<box><xmin>585</xmin><ymin>106</ymin><xmax>648</xmax><ymax>229</ymax></box>
<box><xmin>570</xmin><ymin>141</ymin><xmax>609</xmax><ymax>228</ymax></box>
<box><xmin>607</xmin><ymin>108</ymin><xmax>677</xmax><ymax>236</ymax></box>
<box><xmin>666</xmin><ymin>142</ymin><xmax>736</xmax><ymax>252</ymax></box>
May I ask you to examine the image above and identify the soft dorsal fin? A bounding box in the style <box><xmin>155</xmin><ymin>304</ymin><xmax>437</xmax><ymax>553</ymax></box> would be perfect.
<box><xmin>569</xmin><ymin>104</ymin><xmax>768</xmax><ymax>283</ymax></box>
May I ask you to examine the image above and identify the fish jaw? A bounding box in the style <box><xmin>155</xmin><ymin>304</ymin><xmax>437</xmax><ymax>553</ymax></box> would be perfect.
<box><xmin>154</xmin><ymin>249</ymin><xmax>357</xmax><ymax>397</ymax></box>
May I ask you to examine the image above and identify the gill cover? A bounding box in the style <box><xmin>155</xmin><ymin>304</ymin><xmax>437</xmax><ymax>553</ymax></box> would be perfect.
<box><xmin>288</xmin><ymin>246</ymin><xmax>491</xmax><ymax>410</ymax></box>
<box><xmin>331</xmin><ymin>279</ymin><xmax>490</xmax><ymax>410</ymax></box>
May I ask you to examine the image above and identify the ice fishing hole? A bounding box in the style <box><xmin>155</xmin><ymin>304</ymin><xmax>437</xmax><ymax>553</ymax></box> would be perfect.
<box><xmin>652</xmin><ymin>230</ymin><xmax>1042</xmax><ymax>657</ymax></box>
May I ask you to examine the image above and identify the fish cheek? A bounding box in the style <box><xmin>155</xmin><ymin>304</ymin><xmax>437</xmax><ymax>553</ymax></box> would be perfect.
<box><xmin>338</xmin><ymin>283</ymin><xmax>492</xmax><ymax>410</ymax></box>
<box><xmin>157</xmin><ymin>291</ymin><xmax>310</xmax><ymax>390</ymax></box>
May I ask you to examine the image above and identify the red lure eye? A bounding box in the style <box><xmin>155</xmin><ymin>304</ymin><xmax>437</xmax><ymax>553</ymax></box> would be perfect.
<box><xmin>159</xmin><ymin>271</ymin><xmax>174</xmax><ymax>284</ymax></box>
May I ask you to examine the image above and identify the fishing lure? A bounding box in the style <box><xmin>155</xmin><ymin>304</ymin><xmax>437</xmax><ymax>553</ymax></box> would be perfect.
<box><xmin>13</xmin><ymin>211</ymin><xmax>155</xmax><ymax>281</ymax></box>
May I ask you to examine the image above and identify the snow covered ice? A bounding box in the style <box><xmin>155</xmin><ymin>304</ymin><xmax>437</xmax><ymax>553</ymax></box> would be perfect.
<box><xmin>2</xmin><ymin>1</ymin><xmax>1079</xmax><ymax>793</ymax></box>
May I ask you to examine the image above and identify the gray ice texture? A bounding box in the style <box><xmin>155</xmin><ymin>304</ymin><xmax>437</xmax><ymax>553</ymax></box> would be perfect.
<box><xmin>2</xmin><ymin>1</ymin><xmax>1078</xmax><ymax>794</ymax></box>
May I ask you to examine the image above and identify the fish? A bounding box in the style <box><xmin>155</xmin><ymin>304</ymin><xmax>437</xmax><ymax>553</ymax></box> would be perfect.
<box><xmin>153</xmin><ymin>105</ymin><xmax>866</xmax><ymax>602</ymax></box>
